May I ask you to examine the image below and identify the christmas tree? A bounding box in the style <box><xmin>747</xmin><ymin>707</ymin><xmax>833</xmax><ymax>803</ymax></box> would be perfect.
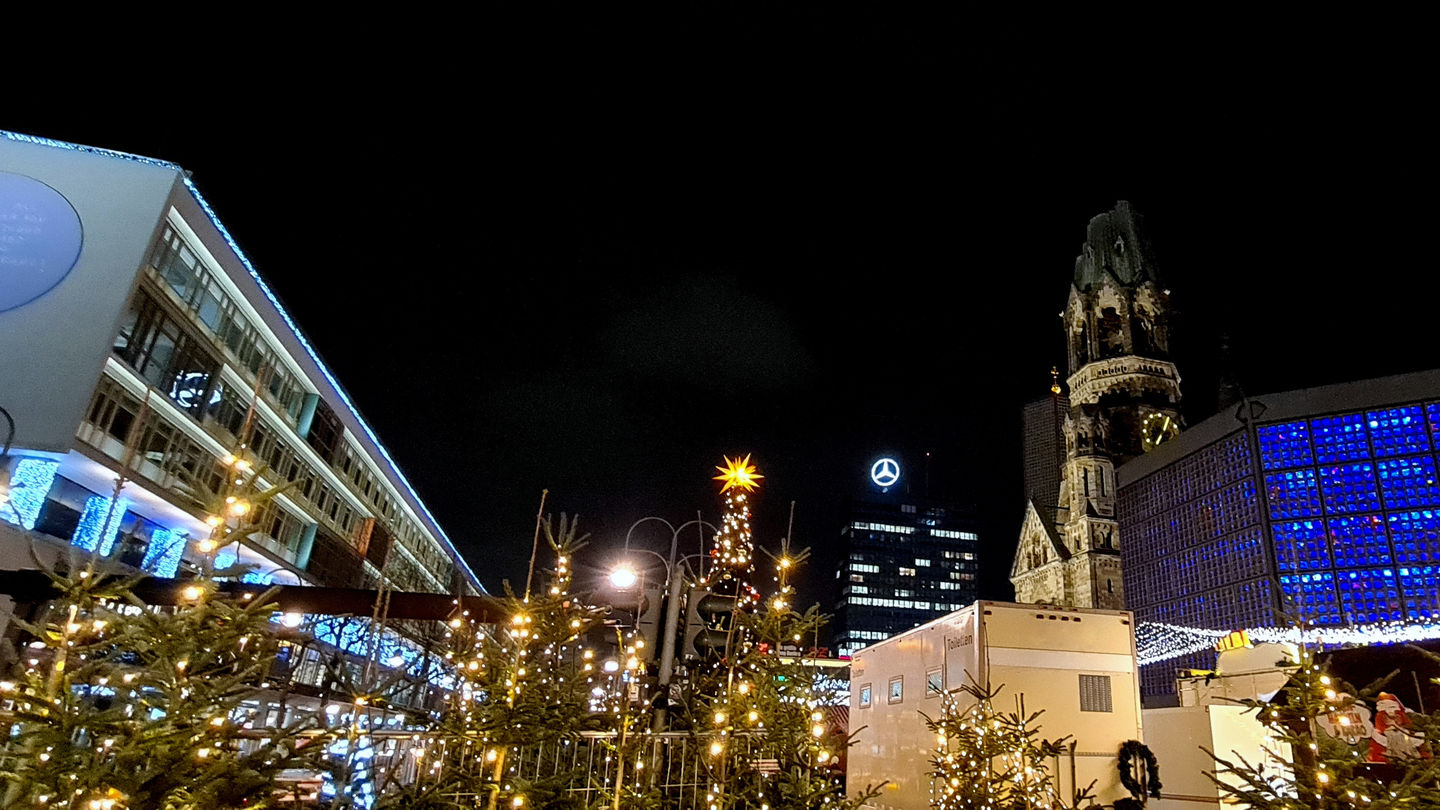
<box><xmin>374</xmin><ymin>514</ymin><xmax>607</xmax><ymax>810</ymax></box>
<box><xmin>924</xmin><ymin>678</ymin><xmax>1095</xmax><ymax>810</ymax></box>
<box><xmin>1206</xmin><ymin>639</ymin><xmax>1440</xmax><ymax>809</ymax></box>
<box><xmin>0</xmin><ymin>561</ymin><xmax>330</xmax><ymax>809</ymax></box>
<box><xmin>704</xmin><ymin>455</ymin><xmax>763</xmax><ymax>609</ymax></box>
<box><xmin>681</xmin><ymin>542</ymin><xmax>882</xmax><ymax>809</ymax></box>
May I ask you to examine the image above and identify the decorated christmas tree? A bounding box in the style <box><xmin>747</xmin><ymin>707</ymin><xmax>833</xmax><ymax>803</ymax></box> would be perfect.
<box><xmin>1206</xmin><ymin>639</ymin><xmax>1440</xmax><ymax>809</ymax></box>
<box><xmin>681</xmin><ymin>533</ymin><xmax>882</xmax><ymax>809</ymax></box>
<box><xmin>704</xmin><ymin>454</ymin><xmax>763</xmax><ymax>609</ymax></box>
<box><xmin>0</xmin><ymin>562</ymin><xmax>330</xmax><ymax>809</ymax></box>
<box><xmin>924</xmin><ymin>678</ymin><xmax>1095</xmax><ymax>810</ymax></box>
<box><xmin>375</xmin><ymin>514</ymin><xmax>607</xmax><ymax>810</ymax></box>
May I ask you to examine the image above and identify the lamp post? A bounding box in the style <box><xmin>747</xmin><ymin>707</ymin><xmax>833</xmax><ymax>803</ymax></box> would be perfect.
<box><xmin>611</xmin><ymin>515</ymin><xmax>716</xmax><ymax>732</ymax></box>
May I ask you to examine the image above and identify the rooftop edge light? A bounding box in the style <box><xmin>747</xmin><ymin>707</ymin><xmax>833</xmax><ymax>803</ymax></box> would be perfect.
<box><xmin>0</xmin><ymin>129</ymin><xmax>481</xmax><ymax>593</ymax></box>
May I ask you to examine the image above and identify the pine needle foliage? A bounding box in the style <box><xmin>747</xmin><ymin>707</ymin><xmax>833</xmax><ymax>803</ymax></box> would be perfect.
<box><xmin>0</xmin><ymin>558</ymin><xmax>330</xmax><ymax>809</ymax></box>
<box><xmin>374</xmin><ymin>514</ymin><xmax>606</xmax><ymax>810</ymax></box>
<box><xmin>679</xmin><ymin>547</ymin><xmax>882</xmax><ymax>809</ymax></box>
<box><xmin>923</xmin><ymin>678</ymin><xmax>1095</xmax><ymax>810</ymax></box>
<box><xmin>1205</xmin><ymin>640</ymin><xmax>1440</xmax><ymax>809</ymax></box>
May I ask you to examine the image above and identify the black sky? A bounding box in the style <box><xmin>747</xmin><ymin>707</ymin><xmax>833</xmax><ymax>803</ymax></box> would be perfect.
<box><xmin>6</xmin><ymin>15</ymin><xmax>1434</xmax><ymax>610</ymax></box>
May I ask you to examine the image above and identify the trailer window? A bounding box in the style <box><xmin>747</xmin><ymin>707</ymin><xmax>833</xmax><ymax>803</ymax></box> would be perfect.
<box><xmin>1079</xmin><ymin>674</ymin><xmax>1113</xmax><ymax>712</ymax></box>
<box><xmin>888</xmin><ymin>676</ymin><xmax>904</xmax><ymax>704</ymax></box>
<box><xmin>859</xmin><ymin>683</ymin><xmax>872</xmax><ymax>708</ymax></box>
<box><xmin>926</xmin><ymin>668</ymin><xmax>943</xmax><ymax>696</ymax></box>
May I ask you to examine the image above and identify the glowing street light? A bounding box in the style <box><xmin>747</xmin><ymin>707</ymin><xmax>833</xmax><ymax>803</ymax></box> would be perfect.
<box><xmin>609</xmin><ymin>565</ymin><xmax>639</xmax><ymax>590</ymax></box>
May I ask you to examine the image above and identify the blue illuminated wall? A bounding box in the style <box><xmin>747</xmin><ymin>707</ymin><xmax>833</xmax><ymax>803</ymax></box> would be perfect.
<box><xmin>1260</xmin><ymin>404</ymin><xmax>1440</xmax><ymax>625</ymax></box>
<box><xmin>1123</xmin><ymin>396</ymin><xmax>1440</xmax><ymax>700</ymax></box>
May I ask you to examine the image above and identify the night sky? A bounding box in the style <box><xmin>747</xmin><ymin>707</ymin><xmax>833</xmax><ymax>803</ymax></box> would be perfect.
<box><xmin>6</xmin><ymin>17</ymin><xmax>1433</xmax><ymax>611</ymax></box>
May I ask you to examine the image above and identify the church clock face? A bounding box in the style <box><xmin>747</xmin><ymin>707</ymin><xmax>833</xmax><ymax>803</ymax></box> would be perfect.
<box><xmin>1141</xmin><ymin>412</ymin><xmax>1179</xmax><ymax>452</ymax></box>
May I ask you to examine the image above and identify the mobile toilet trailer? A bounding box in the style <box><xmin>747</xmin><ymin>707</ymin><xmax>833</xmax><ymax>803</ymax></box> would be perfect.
<box><xmin>847</xmin><ymin>601</ymin><xmax>1143</xmax><ymax>810</ymax></box>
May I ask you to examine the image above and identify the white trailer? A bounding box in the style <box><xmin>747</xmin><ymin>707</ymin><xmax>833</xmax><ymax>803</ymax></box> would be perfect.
<box><xmin>847</xmin><ymin>601</ymin><xmax>1142</xmax><ymax>810</ymax></box>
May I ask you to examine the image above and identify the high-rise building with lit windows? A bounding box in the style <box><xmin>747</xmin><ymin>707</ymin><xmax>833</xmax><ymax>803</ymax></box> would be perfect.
<box><xmin>830</xmin><ymin>461</ymin><xmax>981</xmax><ymax>656</ymax></box>
<box><xmin>1119</xmin><ymin>368</ymin><xmax>1440</xmax><ymax>702</ymax></box>
<box><xmin>0</xmin><ymin>131</ymin><xmax>483</xmax><ymax>638</ymax></box>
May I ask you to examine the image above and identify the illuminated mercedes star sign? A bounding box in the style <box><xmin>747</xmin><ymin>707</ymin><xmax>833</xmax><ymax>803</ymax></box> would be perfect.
<box><xmin>870</xmin><ymin>458</ymin><xmax>900</xmax><ymax>488</ymax></box>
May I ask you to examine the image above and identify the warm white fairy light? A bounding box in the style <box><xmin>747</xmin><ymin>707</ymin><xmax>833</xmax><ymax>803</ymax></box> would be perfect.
<box><xmin>1137</xmin><ymin>619</ymin><xmax>1440</xmax><ymax>666</ymax></box>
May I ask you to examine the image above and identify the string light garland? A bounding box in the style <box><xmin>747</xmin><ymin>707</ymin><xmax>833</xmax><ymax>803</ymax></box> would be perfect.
<box><xmin>1136</xmin><ymin>619</ymin><xmax>1440</xmax><ymax>666</ymax></box>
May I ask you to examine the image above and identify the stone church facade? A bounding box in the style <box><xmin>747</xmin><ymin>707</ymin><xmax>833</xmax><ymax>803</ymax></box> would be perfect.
<box><xmin>1010</xmin><ymin>202</ymin><xmax>1183</xmax><ymax>609</ymax></box>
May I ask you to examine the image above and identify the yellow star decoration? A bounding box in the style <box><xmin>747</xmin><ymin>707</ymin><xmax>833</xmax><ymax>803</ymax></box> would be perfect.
<box><xmin>714</xmin><ymin>454</ymin><xmax>763</xmax><ymax>493</ymax></box>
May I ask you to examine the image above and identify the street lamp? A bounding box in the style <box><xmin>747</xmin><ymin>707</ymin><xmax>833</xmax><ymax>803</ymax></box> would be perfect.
<box><xmin>612</xmin><ymin>515</ymin><xmax>716</xmax><ymax>732</ymax></box>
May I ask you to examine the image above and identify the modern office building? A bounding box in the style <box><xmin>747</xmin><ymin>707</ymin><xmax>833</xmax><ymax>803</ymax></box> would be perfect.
<box><xmin>0</xmin><ymin>130</ymin><xmax>482</xmax><ymax>638</ymax></box>
<box><xmin>831</xmin><ymin>457</ymin><xmax>980</xmax><ymax>657</ymax></box>
<box><xmin>1011</xmin><ymin>201</ymin><xmax>1183</xmax><ymax>610</ymax></box>
<box><xmin>1119</xmin><ymin>369</ymin><xmax>1440</xmax><ymax>700</ymax></box>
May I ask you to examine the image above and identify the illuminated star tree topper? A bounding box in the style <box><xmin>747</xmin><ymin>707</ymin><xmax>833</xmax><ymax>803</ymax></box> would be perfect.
<box><xmin>707</xmin><ymin>454</ymin><xmax>763</xmax><ymax>604</ymax></box>
<box><xmin>714</xmin><ymin>453</ymin><xmax>763</xmax><ymax>493</ymax></box>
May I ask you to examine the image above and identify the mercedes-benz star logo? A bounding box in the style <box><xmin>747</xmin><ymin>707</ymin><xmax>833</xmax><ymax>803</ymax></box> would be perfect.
<box><xmin>870</xmin><ymin>458</ymin><xmax>900</xmax><ymax>488</ymax></box>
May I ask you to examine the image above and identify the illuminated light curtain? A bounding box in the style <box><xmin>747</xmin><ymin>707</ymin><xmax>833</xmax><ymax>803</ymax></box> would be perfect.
<box><xmin>0</xmin><ymin>458</ymin><xmax>59</xmax><ymax>530</ymax></box>
<box><xmin>142</xmin><ymin>527</ymin><xmax>188</xmax><ymax>578</ymax></box>
<box><xmin>71</xmin><ymin>495</ymin><xmax>129</xmax><ymax>555</ymax></box>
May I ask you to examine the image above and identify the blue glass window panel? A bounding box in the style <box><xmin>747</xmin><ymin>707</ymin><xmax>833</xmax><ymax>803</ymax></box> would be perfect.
<box><xmin>1368</xmin><ymin>406</ymin><xmax>1430</xmax><ymax>458</ymax></box>
<box><xmin>1312</xmin><ymin>413</ymin><xmax>1370</xmax><ymax>464</ymax></box>
<box><xmin>1326</xmin><ymin>514</ymin><xmax>1392</xmax><ymax>568</ymax></box>
<box><xmin>72</xmin><ymin>496</ymin><xmax>129</xmax><ymax>555</ymax></box>
<box><xmin>142</xmin><ymin>528</ymin><xmax>188</xmax><ymax>578</ymax></box>
<box><xmin>1377</xmin><ymin>456</ymin><xmax>1440</xmax><ymax>510</ymax></box>
<box><xmin>1279</xmin><ymin>572</ymin><xmax>1341</xmax><ymax>626</ymax></box>
<box><xmin>1319</xmin><ymin>463</ymin><xmax>1381</xmax><ymax>515</ymax></box>
<box><xmin>1386</xmin><ymin>510</ymin><xmax>1440</xmax><ymax>565</ymax></box>
<box><xmin>0</xmin><ymin>458</ymin><xmax>60</xmax><ymax>530</ymax></box>
<box><xmin>1427</xmin><ymin>402</ymin><xmax>1440</xmax><ymax>452</ymax></box>
<box><xmin>1396</xmin><ymin>566</ymin><xmax>1440</xmax><ymax>619</ymax></box>
<box><xmin>1273</xmin><ymin>520</ymin><xmax>1332</xmax><ymax>571</ymax></box>
<box><xmin>1336</xmin><ymin>568</ymin><xmax>1402</xmax><ymax>623</ymax></box>
<box><xmin>1265</xmin><ymin>469</ymin><xmax>1323</xmax><ymax>519</ymax></box>
<box><xmin>1258</xmin><ymin>421</ymin><xmax>1313</xmax><ymax>470</ymax></box>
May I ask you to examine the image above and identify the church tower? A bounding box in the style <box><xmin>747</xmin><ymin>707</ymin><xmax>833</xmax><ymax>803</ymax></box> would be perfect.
<box><xmin>1011</xmin><ymin>201</ymin><xmax>1182</xmax><ymax>609</ymax></box>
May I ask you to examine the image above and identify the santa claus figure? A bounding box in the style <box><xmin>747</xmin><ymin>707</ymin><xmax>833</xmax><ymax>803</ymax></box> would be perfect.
<box><xmin>1367</xmin><ymin>692</ymin><xmax>1430</xmax><ymax>763</ymax></box>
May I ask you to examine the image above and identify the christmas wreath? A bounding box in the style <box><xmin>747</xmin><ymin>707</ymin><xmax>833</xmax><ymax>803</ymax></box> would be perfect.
<box><xmin>1117</xmin><ymin>740</ymin><xmax>1162</xmax><ymax>799</ymax></box>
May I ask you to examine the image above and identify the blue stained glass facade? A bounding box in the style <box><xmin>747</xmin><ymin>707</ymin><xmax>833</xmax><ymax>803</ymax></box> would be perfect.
<box><xmin>1126</xmin><ymin>389</ymin><xmax>1440</xmax><ymax>701</ymax></box>
<box><xmin>1427</xmin><ymin>402</ymin><xmax>1440</xmax><ymax>447</ymax></box>
<box><xmin>1273</xmin><ymin>520</ymin><xmax>1331</xmax><ymax>571</ymax></box>
<box><xmin>1258</xmin><ymin>423</ymin><xmax>1312</xmax><ymax>470</ymax></box>
<box><xmin>1312</xmin><ymin>414</ymin><xmax>1370</xmax><ymax>463</ymax></box>
<box><xmin>1368</xmin><ymin>407</ymin><xmax>1430</xmax><ymax>458</ymax></box>
<box><xmin>1377</xmin><ymin>456</ymin><xmax>1440</xmax><ymax>509</ymax></box>
<box><xmin>1279</xmin><ymin>571</ymin><xmax>1340</xmax><ymax>624</ymax></box>
<box><xmin>1386</xmin><ymin>511</ymin><xmax>1440</xmax><ymax>564</ymax></box>
<box><xmin>1336</xmin><ymin>568</ymin><xmax>1401</xmax><ymax>623</ymax></box>
<box><xmin>1254</xmin><ymin>406</ymin><xmax>1440</xmax><ymax>626</ymax></box>
<box><xmin>1327</xmin><ymin>515</ymin><xmax>1391</xmax><ymax>567</ymax></box>
<box><xmin>1396</xmin><ymin>566</ymin><xmax>1440</xmax><ymax>618</ymax></box>
<box><xmin>1319</xmin><ymin>463</ymin><xmax>1381</xmax><ymax>514</ymax></box>
<box><xmin>1265</xmin><ymin>469</ymin><xmax>1323</xmax><ymax>518</ymax></box>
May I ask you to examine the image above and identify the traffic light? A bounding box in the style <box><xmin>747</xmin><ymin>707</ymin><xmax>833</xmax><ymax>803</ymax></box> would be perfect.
<box><xmin>634</xmin><ymin>579</ymin><xmax>665</xmax><ymax>659</ymax></box>
<box><xmin>608</xmin><ymin>579</ymin><xmax>665</xmax><ymax>661</ymax></box>
<box><xmin>681</xmin><ymin>585</ymin><xmax>738</xmax><ymax>661</ymax></box>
